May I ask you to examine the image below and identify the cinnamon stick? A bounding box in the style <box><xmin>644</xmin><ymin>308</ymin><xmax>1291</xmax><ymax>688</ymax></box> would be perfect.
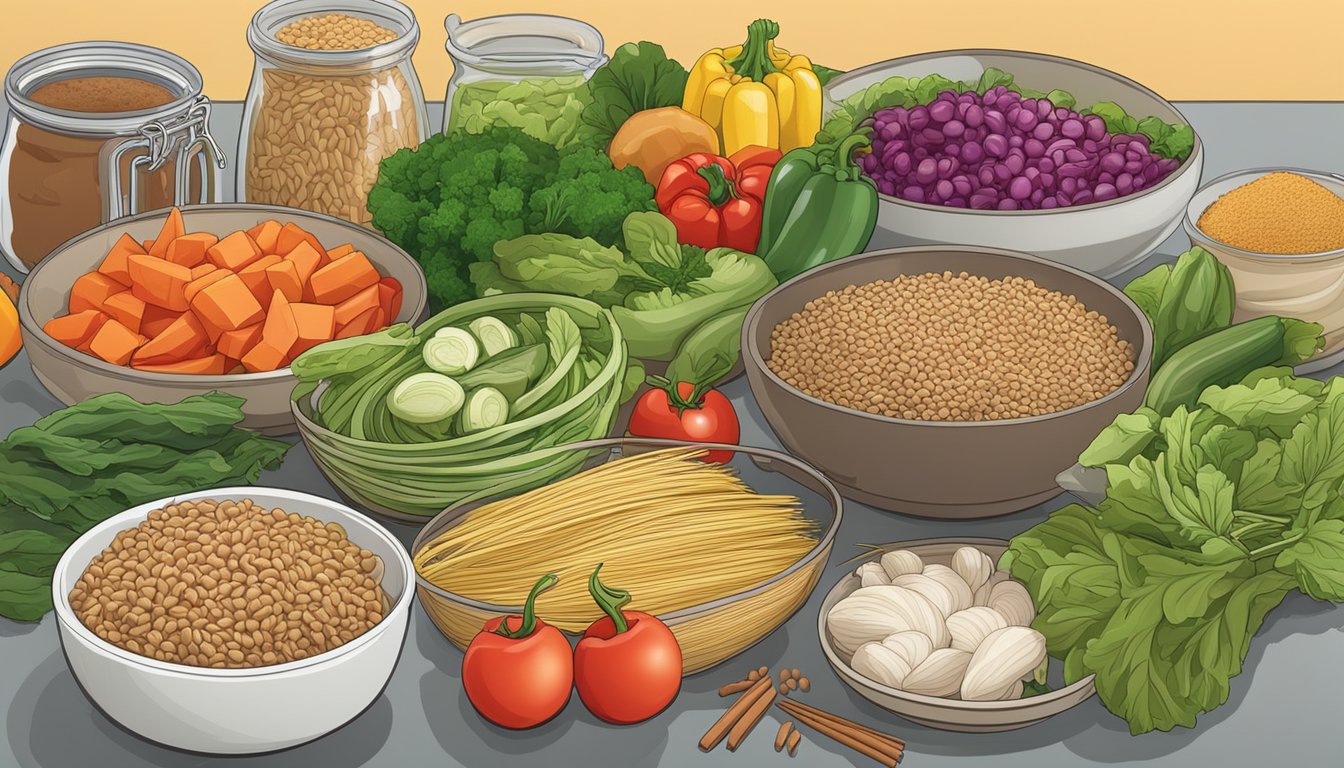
<box><xmin>776</xmin><ymin>700</ymin><xmax>905</xmax><ymax>766</ymax></box>
<box><xmin>778</xmin><ymin>699</ymin><xmax>906</xmax><ymax>749</ymax></box>
<box><xmin>719</xmin><ymin>679</ymin><xmax>755</xmax><ymax>697</ymax></box>
<box><xmin>699</xmin><ymin>675</ymin><xmax>772</xmax><ymax>751</ymax></box>
<box><xmin>727</xmin><ymin>685</ymin><xmax>777</xmax><ymax>750</ymax></box>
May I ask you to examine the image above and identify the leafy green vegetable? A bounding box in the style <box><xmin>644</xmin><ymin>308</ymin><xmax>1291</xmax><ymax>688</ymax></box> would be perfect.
<box><xmin>1007</xmin><ymin>370</ymin><xmax>1344</xmax><ymax>734</ymax></box>
<box><xmin>818</xmin><ymin>67</ymin><xmax>1194</xmax><ymax>161</ymax></box>
<box><xmin>1140</xmin><ymin>247</ymin><xmax>1235</xmax><ymax>369</ymax></box>
<box><xmin>457</xmin><ymin>344</ymin><xmax>549</xmax><ymax>401</ymax></box>
<box><xmin>368</xmin><ymin>126</ymin><xmax>656</xmax><ymax>310</ymax></box>
<box><xmin>0</xmin><ymin>393</ymin><xmax>289</xmax><ymax>621</ymax></box>
<box><xmin>448</xmin><ymin>76</ymin><xmax>592</xmax><ymax>148</ymax></box>
<box><xmin>812</xmin><ymin>65</ymin><xmax>844</xmax><ymax>87</ymax></box>
<box><xmin>580</xmin><ymin>42</ymin><xmax>690</xmax><ymax>147</ymax></box>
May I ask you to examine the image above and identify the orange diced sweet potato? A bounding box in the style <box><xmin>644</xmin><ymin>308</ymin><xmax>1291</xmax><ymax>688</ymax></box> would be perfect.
<box><xmin>166</xmin><ymin>233</ymin><xmax>219</xmax><ymax>268</ymax></box>
<box><xmin>276</xmin><ymin>222</ymin><xmax>325</xmax><ymax>261</ymax></box>
<box><xmin>247</xmin><ymin>220</ymin><xmax>283</xmax><ymax>254</ymax></box>
<box><xmin>262</xmin><ymin>290</ymin><xmax>298</xmax><ymax>350</ymax></box>
<box><xmin>241</xmin><ymin>340</ymin><xmax>288</xmax><ymax>373</ymax></box>
<box><xmin>191</xmin><ymin>273</ymin><xmax>265</xmax><ymax>334</ymax></box>
<box><xmin>265</xmin><ymin>259</ymin><xmax>304</xmax><ymax>303</ymax></box>
<box><xmin>226</xmin><ymin>362</ymin><xmax>246</xmax><ymax>375</ymax></box>
<box><xmin>148</xmin><ymin>207</ymin><xmax>186</xmax><ymax>258</ymax></box>
<box><xmin>206</xmin><ymin>231</ymin><xmax>264</xmax><ymax>271</ymax></box>
<box><xmin>335</xmin><ymin>306</ymin><xmax>378</xmax><ymax>339</ymax></box>
<box><xmin>377</xmin><ymin>277</ymin><xmax>403</xmax><ymax>322</ymax></box>
<box><xmin>70</xmin><ymin>272</ymin><xmax>126</xmax><ymax>314</ymax></box>
<box><xmin>290</xmin><ymin>302</ymin><xmax>336</xmax><ymax>357</ymax></box>
<box><xmin>133</xmin><ymin>312</ymin><xmax>209</xmax><ymax>365</ymax></box>
<box><xmin>190</xmin><ymin>263</ymin><xmax>216</xmax><ymax>280</ymax></box>
<box><xmin>129</xmin><ymin>254</ymin><xmax>191</xmax><ymax>312</ymax></box>
<box><xmin>183</xmin><ymin>268</ymin><xmax>231</xmax><ymax>306</ymax></box>
<box><xmin>333</xmin><ymin>285</ymin><xmax>380</xmax><ymax>327</ymax></box>
<box><xmin>142</xmin><ymin>239</ymin><xmax>155</xmax><ymax>252</ymax></box>
<box><xmin>325</xmin><ymin>243</ymin><xmax>355</xmax><ymax>261</ymax></box>
<box><xmin>132</xmin><ymin>353</ymin><xmax>230</xmax><ymax>375</ymax></box>
<box><xmin>97</xmin><ymin>233</ymin><xmax>144</xmax><ymax>285</ymax></box>
<box><xmin>101</xmin><ymin>290</ymin><xmax>147</xmax><ymax>334</ymax></box>
<box><xmin>87</xmin><ymin>318</ymin><xmax>146</xmax><ymax>365</ymax></box>
<box><xmin>44</xmin><ymin>310</ymin><xmax>108</xmax><ymax>349</ymax></box>
<box><xmin>140</xmin><ymin>305</ymin><xmax>180</xmax><ymax>338</ymax></box>
<box><xmin>309</xmin><ymin>252</ymin><xmax>379</xmax><ymax>305</ymax></box>
<box><xmin>239</xmin><ymin>254</ymin><xmax>283</xmax><ymax>302</ymax></box>
<box><xmin>217</xmin><ymin>323</ymin><xmax>263</xmax><ymax>360</ymax></box>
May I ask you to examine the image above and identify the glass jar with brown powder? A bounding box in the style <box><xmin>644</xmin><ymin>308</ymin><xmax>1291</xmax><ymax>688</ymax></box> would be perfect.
<box><xmin>0</xmin><ymin>42</ymin><xmax>226</xmax><ymax>272</ymax></box>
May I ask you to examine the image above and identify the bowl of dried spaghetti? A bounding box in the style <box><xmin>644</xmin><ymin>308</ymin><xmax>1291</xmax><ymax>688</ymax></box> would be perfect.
<box><xmin>411</xmin><ymin>438</ymin><xmax>843</xmax><ymax>674</ymax></box>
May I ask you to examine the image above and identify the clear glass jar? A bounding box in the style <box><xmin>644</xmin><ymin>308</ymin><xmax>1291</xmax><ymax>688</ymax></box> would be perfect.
<box><xmin>239</xmin><ymin>0</ymin><xmax>429</xmax><ymax>227</ymax></box>
<box><xmin>442</xmin><ymin>13</ymin><xmax>607</xmax><ymax>147</ymax></box>
<box><xmin>0</xmin><ymin>42</ymin><xmax>225</xmax><ymax>272</ymax></box>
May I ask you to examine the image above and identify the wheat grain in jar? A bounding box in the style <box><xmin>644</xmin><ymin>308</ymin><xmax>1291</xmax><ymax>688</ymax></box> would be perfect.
<box><xmin>240</xmin><ymin>0</ymin><xmax>428</xmax><ymax>227</ymax></box>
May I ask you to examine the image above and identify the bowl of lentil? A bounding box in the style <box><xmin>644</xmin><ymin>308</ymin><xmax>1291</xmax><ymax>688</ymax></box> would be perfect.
<box><xmin>51</xmin><ymin>487</ymin><xmax>415</xmax><ymax>755</ymax></box>
<box><xmin>1184</xmin><ymin>168</ymin><xmax>1344</xmax><ymax>372</ymax></box>
<box><xmin>742</xmin><ymin>245</ymin><xmax>1152</xmax><ymax>518</ymax></box>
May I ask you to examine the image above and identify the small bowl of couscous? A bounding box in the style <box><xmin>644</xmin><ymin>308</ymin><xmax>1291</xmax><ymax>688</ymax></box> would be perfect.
<box><xmin>1184</xmin><ymin>168</ymin><xmax>1344</xmax><ymax>372</ymax></box>
<box><xmin>741</xmin><ymin>245</ymin><xmax>1152</xmax><ymax>518</ymax></box>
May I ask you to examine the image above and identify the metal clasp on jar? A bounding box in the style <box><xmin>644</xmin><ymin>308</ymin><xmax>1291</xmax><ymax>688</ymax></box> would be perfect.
<box><xmin>101</xmin><ymin>96</ymin><xmax>228</xmax><ymax>220</ymax></box>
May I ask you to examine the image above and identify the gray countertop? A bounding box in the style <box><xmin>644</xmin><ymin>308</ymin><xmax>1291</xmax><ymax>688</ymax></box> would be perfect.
<box><xmin>3</xmin><ymin>102</ymin><xmax>1344</xmax><ymax>768</ymax></box>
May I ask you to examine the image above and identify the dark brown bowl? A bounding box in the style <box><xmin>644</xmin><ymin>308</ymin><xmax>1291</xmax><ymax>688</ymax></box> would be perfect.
<box><xmin>742</xmin><ymin>245</ymin><xmax>1152</xmax><ymax>518</ymax></box>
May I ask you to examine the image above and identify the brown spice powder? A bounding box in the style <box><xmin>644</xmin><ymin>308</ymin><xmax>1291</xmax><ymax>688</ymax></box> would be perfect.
<box><xmin>28</xmin><ymin>76</ymin><xmax>176</xmax><ymax>112</ymax></box>
<box><xmin>1197</xmin><ymin>171</ymin><xmax>1344</xmax><ymax>255</ymax></box>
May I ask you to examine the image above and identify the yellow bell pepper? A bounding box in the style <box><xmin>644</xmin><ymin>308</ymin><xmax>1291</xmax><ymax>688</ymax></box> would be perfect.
<box><xmin>683</xmin><ymin>19</ymin><xmax>822</xmax><ymax>155</ymax></box>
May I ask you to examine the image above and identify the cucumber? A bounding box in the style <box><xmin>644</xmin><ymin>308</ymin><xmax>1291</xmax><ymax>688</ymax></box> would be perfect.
<box><xmin>1143</xmin><ymin>316</ymin><xmax>1289</xmax><ymax>414</ymax></box>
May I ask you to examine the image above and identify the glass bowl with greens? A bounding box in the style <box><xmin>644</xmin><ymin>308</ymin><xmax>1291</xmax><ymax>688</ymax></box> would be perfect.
<box><xmin>290</xmin><ymin>293</ymin><xmax>628</xmax><ymax>523</ymax></box>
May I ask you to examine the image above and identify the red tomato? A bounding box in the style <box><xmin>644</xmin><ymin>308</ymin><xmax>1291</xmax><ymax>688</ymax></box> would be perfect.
<box><xmin>573</xmin><ymin>566</ymin><xmax>682</xmax><ymax>724</ymax></box>
<box><xmin>462</xmin><ymin>574</ymin><xmax>573</xmax><ymax>729</ymax></box>
<box><xmin>628</xmin><ymin>378</ymin><xmax>740</xmax><ymax>463</ymax></box>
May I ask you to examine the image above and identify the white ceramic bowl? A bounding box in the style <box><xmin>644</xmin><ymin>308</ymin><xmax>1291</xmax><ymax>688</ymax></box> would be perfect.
<box><xmin>818</xmin><ymin>538</ymin><xmax>1096</xmax><ymax>733</ymax></box>
<box><xmin>52</xmin><ymin>487</ymin><xmax>414</xmax><ymax>755</ymax></box>
<box><xmin>825</xmin><ymin>50</ymin><xmax>1203</xmax><ymax>279</ymax></box>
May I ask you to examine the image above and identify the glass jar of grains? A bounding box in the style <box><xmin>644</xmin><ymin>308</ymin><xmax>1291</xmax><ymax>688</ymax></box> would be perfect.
<box><xmin>0</xmin><ymin>42</ymin><xmax>225</xmax><ymax>272</ymax></box>
<box><xmin>239</xmin><ymin>0</ymin><xmax>429</xmax><ymax>227</ymax></box>
<box><xmin>442</xmin><ymin>13</ymin><xmax>607</xmax><ymax>148</ymax></box>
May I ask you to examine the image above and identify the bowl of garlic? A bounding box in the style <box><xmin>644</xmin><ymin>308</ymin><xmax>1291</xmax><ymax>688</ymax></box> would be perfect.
<box><xmin>817</xmin><ymin>538</ymin><xmax>1096</xmax><ymax>732</ymax></box>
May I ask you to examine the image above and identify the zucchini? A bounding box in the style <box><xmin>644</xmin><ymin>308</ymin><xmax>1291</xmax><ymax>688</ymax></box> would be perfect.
<box><xmin>1143</xmin><ymin>316</ymin><xmax>1290</xmax><ymax>414</ymax></box>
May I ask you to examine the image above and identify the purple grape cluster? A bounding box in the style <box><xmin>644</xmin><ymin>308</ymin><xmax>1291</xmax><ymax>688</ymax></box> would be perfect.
<box><xmin>859</xmin><ymin>86</ymin><xmax>1183</xmax><ymax>210</ymax></box>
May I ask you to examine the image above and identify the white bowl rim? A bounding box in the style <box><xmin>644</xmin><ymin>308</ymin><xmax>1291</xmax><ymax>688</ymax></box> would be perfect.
<box><xmin>17</xmin><ymin>202</ymin><xmax>428</xmax><ymax>384</ymax></box>
<box><xmin>1183</xmin><ymin>166</ymin><xmax>1344</xmax><ymax>260</ymax></box>
<box><xmin>817</xmin><ymin>536</ymin><xmax>1097</xmax><ymax>713</ymax></box>
<box><xmin>52</xmin><ymin>486</ymin><xmax>415</xmax><ymax>679</ymax></box>
<box><xmin>825</xmin><ymin>48</ymin><xmax>1203</xmax><ymax>216</ymax></box>
<box><xmin>742</xmin><ymin>244</ymin><xmax>1154</xmax><ymax>429</ymax></box>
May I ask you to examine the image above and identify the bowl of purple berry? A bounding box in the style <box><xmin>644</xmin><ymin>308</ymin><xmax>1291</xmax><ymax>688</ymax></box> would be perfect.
<box><xmin>823</xmin><ymin>50</ymin><xmax>1203</xmax><ymax>278</ymax></box>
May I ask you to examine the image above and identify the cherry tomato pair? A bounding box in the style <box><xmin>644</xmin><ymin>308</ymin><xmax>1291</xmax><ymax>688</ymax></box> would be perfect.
<box><xmin>462</xmin><ymin>567</ymin><xmax>683</xmax><ymax>729</ymax></box>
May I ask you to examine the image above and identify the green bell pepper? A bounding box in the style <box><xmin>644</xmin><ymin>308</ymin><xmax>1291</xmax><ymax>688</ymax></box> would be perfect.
<box><xmin>757</xmin><ymin>131</ymin><xmax>879</xmax><ymax>281</ymax></box>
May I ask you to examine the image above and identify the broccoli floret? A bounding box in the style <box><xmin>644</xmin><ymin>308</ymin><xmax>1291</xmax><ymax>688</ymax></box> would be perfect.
<box><xmin>365</xmin><ymin>125</ymin><xmax>657</xmax><ymax>312</ymax></box>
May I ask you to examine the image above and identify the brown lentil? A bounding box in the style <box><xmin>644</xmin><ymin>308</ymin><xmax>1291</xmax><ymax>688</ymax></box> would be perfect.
<box><xmin>69</xmin><ymin>499</ymin><xmax>386</xmax><ymax>669</ymax></box>
<box><xmin>1197</xmin><ymin>171</ymin><xmax>1344</xmax><ymax>254</ymax></box>
<box><xmin>767</xmin><ymin>272</ymin><xmax>1135</xmax><ymax>421</ymax></box>
<box><xmin>775</xmin><ymin>721</ymin><xmax>793</xmax><ymax>752</ymax></box>
<box><xmin>276</xmin><ymin>13</ymin><xmax>398</xmax><ymax>50</ymax></box>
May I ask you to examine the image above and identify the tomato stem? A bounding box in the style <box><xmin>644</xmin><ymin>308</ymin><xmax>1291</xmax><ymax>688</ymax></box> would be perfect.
<box><xmin>495</xmin><ymin>573</ymin><xmax>558</xmax><ymax>639</ymax></box>
<box><xmin>588</xmin><ymin>563</ymin><xmax>631</xmax><ymax>634</ymax></box>
<box><xmin>646</xmin><ymin>375</ymin><xmax>709</xmax><ymax>416</ymax></box>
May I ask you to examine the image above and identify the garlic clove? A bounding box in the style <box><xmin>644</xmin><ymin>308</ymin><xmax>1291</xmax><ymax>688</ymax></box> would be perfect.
<box><xmin>901</xmin><ymin>648</ymin><xmax>973</xmax><ymax>698</ymax></box>
<box><xmin>891</xmin><ymin>573</ymin><xmax>959</xmax><ymax>619</ymax></box>
<box><xmin>987</xmin><ymin>579</ymin><xmax>1037</xmax><ymax>627</ymax></box>
<box><xmin>881</xmin><ymin>630</ymin><xmax>934</xmax><ymax>670</ymax></box>
<box><xmin>880</xmin><ymin>549</ymin><xmax>923</xmax><ymax>581</ymax></box>
<box><xmin>856</xmin><ymin>561</ymin><xmax>890</xmax><ymax>587</ymax></box>
<box><xmin>972</xmin><ymin>571</ymin><xmax>1010</xmax><ymax>607</ymax></box>
<box><xmin>959</xmin><ymin>626</ymin><xmax>1047</xmax><ymax>702</ymax></box>
<box><xmin>852</xmin><ymin>641</ymin><xmax>913</xmax><ymax>689</ymax></box>
<box><xmin>945</xmin><ymin>606</ymin><xmax>1010</xmax><ymax>653</ymax></box>
<box><xmin>850</xmin><ymin>585</ymin><xmax>951</xmax><ymax>649</ymax></box>
<box><xmin>827</xmin><ymin>593</ymin><xmax>914</xmax><ymax>659</ymax></box>
<box><xmin>951</xmin><ymin>546</ymin><xmax>995</xmax><ymax>593</ymax></box>
<box><xmin>920</xmin><ymin>564</ymin><xmax>975</xmax><ymax>614</ymax></box>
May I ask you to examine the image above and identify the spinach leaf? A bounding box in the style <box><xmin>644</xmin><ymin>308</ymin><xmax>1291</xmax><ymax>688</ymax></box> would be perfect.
<box><xmin>0</xmin><ymin>530</ymin><xmax>73</xmax><ymax>577</ymax></box>
<box><xmin>0</xmin><ymin>566</ymin><xmax>53</xmax><ymax>622</ymax></box>
<box><xmin>580</xmin><ymin>42</ymin><xmax>690</xmax><ymax>147</ymax></box>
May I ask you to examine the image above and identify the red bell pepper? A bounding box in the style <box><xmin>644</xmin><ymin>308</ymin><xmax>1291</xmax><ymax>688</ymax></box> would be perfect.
<box><xmin>655</xmin><ymin>145</ymin><xmax>782</xmax><ymax>253</ymax></box>
<box><xmin>573</xmin><ymin>564</ymin><xmax>683</xmax><ymax>725</ymax></box>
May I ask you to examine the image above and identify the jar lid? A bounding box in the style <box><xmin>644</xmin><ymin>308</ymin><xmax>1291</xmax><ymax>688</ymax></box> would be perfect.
<box><xmin>249</xmin><ymin>0</ymin><xmax>420</xmax><ymax>73</ymax></box>
<box><xmin>444</xmin><ymin>13</ymin><xmax>607</xmax><ymax>75</ymax></box>
<box><xmin>4</xmin><ymin>42</ymin><xmax>204</xmax><ymax>136</ymax></box>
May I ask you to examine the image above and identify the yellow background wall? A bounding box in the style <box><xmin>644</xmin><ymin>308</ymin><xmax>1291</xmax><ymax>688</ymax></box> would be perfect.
<box><xmin>0</xmin><ymin>0</ymin><xmax>1336</xmax><ymax>102</ymax></box>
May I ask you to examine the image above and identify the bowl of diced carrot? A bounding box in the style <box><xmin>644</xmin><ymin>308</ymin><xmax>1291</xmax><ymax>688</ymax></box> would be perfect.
<box><xmin>17</xmin><ymin>204</ymin><xmax>428</xmax><ymax>435</ymax></box>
